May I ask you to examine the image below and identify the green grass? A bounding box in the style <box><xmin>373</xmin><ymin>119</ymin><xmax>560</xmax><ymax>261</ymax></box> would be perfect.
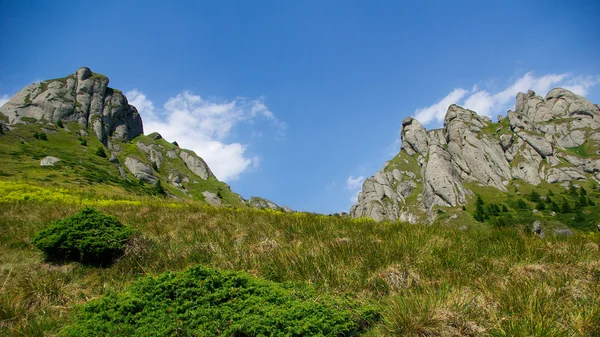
<box><xmin>0</xmin><ymin>122</ymin><xmax>244</xmax><ymax>206</ymax></box>
<box><xmin>565</xmin><ymin>141</ymin><xmax>599</xmax><ymax>158</ymax></box>
<box><xmin>1</xmin><ymin>199</ymin><xmax>599</xmax><ymax>336</ymax></box>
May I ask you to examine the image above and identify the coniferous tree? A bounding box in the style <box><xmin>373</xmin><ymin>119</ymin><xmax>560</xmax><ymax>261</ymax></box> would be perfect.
<box><xmin>569</xmin><ymin>185</ymin><xmax>578</xmax><ymax>197</ymax></box>
<box><xmin>536</xmin><ymin>199</ymin><xmax>546</xmax><ymax>211</ymax></box>
<box><xmin>528</xmin><ymin>190</ymin><xmax>540</xmax><ymax>202</ymax></box>
<box><xmin>562</xmin><ymin>198</ymin><xmax>571</xmax><ymax>213</ymax></box>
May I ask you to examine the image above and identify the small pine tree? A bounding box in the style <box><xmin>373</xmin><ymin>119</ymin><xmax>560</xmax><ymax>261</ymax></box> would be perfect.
<box><xmin>95</xmin><ymin>147</ymin><xmax>107</xmax><ymax>158</ymax></box>
<box><xmin>153</xmin><ymin>180</ymin><xmax>165</xmax><ymax>195</ymax></box>
<box><xmin>576</xmin><ymin>195</ymin><xmax>587</xmax><ymax>209</ymax></box>
<box><xmin>152</xmin><ymin>161</ymin><xmax>159</xmax><ymax>172</ymax></box>
<box><xmin>588</xmin><ymin>197</ymin><xmax>595</xmax><ymax>206</ymax></box>
<box><xmin>562</xmin><ymin>198</ymin><xmax>571</xmax><ymax>213</ymax></box>
<box><xmin>56</xmin><ymin>119</ymin><xmax>64</xmax><ymax>128</ymax></box>
<box><xmin>80</xmin><ymin>138</ymin><xmax>87</xmax><ymax>146</ymax></box>
<box><xmin>569</xmin><ymin>185</ymin><xmax>578</xmax><ymax>197</ymax></box>
<box><xmin>528</xmin><ymin>190</ymin><xmax>540</xmax><ymax>202</ymax></box>
<box><xmin>580</xmin><ymin>187</ymin><xmax>587</xmax><ymax>196</ymax></box>
<box><xmin>476</xmin><ymin>196</ymin><xmax>484</xmax><ymax>206</ymax></box>
<box><xmin>501</xmin><ymin>204</ymin><xmax>509</xmax><ymax>212</ymax></box>
<box><xmin>474</xmin><ymin>202</ymin><xmax>486</xmax><ymax>222</ymax></box>
<box><xmin>517</xmin><ymin>199</ymin><xmax>529</xmax><ymax>210</ymax></box>
<box><xmin>551</xmin><ymin>200</ymin><xmax>560</xmax><ymax>213</ymax></box>
<box><xmin>536</xmin><ymin>199</ymin><xmax>546</xmax><ymax>211</ymax></box>
<box><xmin>548</xmin><ymin>190</ymin><xmax>554</xmax><ymax>196</ymax></box>
<box><xmin>172</xmin><ymin>141</ymin><xmax>179</xmax><ymax>147</ymax></box>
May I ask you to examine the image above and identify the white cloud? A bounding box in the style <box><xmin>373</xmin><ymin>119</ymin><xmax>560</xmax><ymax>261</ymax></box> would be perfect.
<box><xmin>562</xmin><ymin>75</ymin><xmax>600</xmax><ymax>96</ymax></box>
<box><xmin>0</xmin><ymin>94</ymin><xmax>10</xmax><ymax>107</ymax></box>
<box><xmin>415</xmin><ymin>72</ymin><xmax>599</xmax><ymax>127</ymax></box>
<box><xmin>413</xmin><ymin>88</ymin><xmax>468</xmax><ymax>125</ymax></box>
<box><xmin>350</xmin><ymin>190</ymin><xmax>360</xmax><ymax>203</ymax></box>
<box><xmin>346</xmin><ymin>175</ymin><xmax>365</xmax><ymax>190</ymax></box>
<box><xmin>127</xmin><ymin>90</ymin><xmax>286</xmax><ymax>182</ymax></box>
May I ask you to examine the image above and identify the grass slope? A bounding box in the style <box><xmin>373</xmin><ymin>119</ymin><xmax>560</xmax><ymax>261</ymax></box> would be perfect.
<box><xmin>1</xmin><ymin>196</ymin><xmax>599</xmax><ymax>336</ymax></box>
<box><xmin>0</xmin><ymin>122</ymin><xmax>243</xmax><ymax>207</ymax></box>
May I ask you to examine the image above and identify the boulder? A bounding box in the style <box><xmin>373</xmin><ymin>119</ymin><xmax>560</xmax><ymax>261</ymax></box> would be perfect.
<box><xmin>179</xmin><ymin>151</ymin><xmax>212</xmax><ymax>180</ymax></box>
<box><xmin>124</xmin><ymin>156</ymin><xmax>156</xmax><ymax>184</ymax></box>
<box><xmin>40</xmin><ymin>156</ymin><xmax>60</xmax><ymax>166</ymax></box>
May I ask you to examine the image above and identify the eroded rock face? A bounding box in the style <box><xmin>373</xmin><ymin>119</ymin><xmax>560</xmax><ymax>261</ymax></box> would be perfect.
<box><xmin>351</xmin><ymin>88</ymin><xmax>600</xmax><ymax>222</ymax></box>
<box><xmin>0</xmin><ymin>67</ymin><xmax>143</xmax><ymax>144</ymax></box>
<box><xmin>179</xmin><ymin>151</ymin><xmax>213</xmax><ymax>180</ymax></box>
<box><xmin>124</xmin><ymin>156</ymin><xmax>156</xmax><ymax>184</ymax></box>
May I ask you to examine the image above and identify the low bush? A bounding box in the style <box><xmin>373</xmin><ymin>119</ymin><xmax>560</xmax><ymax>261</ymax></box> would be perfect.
<box><xmin>60</xmin><ymin>266</ymin><xmax>380</xmax><ymax>336</ymax></box>
<box><xmin>31</xmin><ymin>207</ymin><xmax>135</xmax><ymax>265</ymax></box>
<box><xmin>95</xmin><ymin>147</ymin><xmax>107</xmax><ymax>157</ymax></box>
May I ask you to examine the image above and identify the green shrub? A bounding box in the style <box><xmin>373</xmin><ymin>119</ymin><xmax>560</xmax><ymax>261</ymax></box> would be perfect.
<box><xmin>31</xmin><ymin>207</ymin><xmax>135</xmax><ymax>265</ymax></box>
<box><xmin>95</xmin><ymin>147</ymin><xmax>107</xmax><ymax>158</ymax></box>
<box><xmin>56</xmin><ymin>119</ymin><xmax>64</xmax><ymax>128</ymax></box>
<box><xmin>60</xmin><ymin>266</ymin><xmax>380</xmax><ymax>336</ymax></box>
<box><xmin>33</xmin><ymin>131</ymin><xmax>47</xmax><ymax>140</ymax></box>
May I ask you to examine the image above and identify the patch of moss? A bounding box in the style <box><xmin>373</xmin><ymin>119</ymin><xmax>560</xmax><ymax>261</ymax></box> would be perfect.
<box><xmin>565</xmin><ymin>141</ymin><xmax>599</xmax><ymax>158</ymax></box>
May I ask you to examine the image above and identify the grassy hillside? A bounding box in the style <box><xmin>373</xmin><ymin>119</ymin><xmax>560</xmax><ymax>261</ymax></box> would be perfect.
<box><xmin>1</xmin><ymin>189</ymin><xmax>599</xmax><ymax>336</ymax></box>
<box><xmin>0</xmin><ymin>120</ymin><xmax>244</xmax><ymax>207</ymax></box>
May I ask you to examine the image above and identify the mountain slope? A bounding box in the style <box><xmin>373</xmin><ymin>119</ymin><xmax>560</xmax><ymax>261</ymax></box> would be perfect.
<box><xmin>0</xmin><ymin>67</ymin><xmax>248</xmax><ymax>206</ymax></box>
<box><xmin>351</xmin><ymin>88</ymin><xmax>600</xmax><ymax>229</ymax></box>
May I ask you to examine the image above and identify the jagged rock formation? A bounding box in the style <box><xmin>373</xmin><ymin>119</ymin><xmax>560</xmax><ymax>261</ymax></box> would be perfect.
<box><xmin>0</xmin><ymin>67</ymin><xmax>143</xmax><ymax>144</ymax></box>
<box><xmin>351</xmin><ymin>88</ymin><xmax>600</xmax><ymax>222</ymax></box>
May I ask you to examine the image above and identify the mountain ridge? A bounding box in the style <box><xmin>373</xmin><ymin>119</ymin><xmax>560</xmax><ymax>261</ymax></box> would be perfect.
<box><xmin>350</xmin><ymin>88</ymin><xmax>600</xmax><ymax>226</ymax></box>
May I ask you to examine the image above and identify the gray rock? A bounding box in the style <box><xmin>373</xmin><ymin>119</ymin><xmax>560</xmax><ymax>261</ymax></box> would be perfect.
<box><xmin>401</xmin><ymin>117</ymin><xmax>429</xmax><ymax>155</ymax></box>
<box><xmin>179</xmin><ymin>150</ymin><xmax>212</xmax><ymax>180</ymax></box>
<box><xmin>0</xmin><ymin>67</ymin><xmax>143</xmax><ymax>144</ymax></box>
<box><xmin>532</xmin><ymin>220</ymin><xmax>543</xmax><ymax>237</ymax></box>
<box><xmin>248</xmin><ymin>197</ymin><xmax>282</xmax><ymax>211</ymax></box>
<box><xmin>202</xmin><ymin>191</ymin><xmax>222</xmax><ymax>206</ymax></box>
<box><xmin>553</xmin><ymin>228</ymin><xmax>573</xmax><ymax>236</ymax></box>
<box><xmin>40</xmin><ymin>156</ymin><xmax>60</xmax><ymax>166</ymax></box>
<box><xmin>350</xmin><ymin>87</ymin><xmax>600</xmax><ymax>223</ymax></box>
<box><xmin>124</xmin><ymin>156</ymin><xmax>156</xmax><ymax>184</ymax></box>
<box><xmin>168</xmin><ymin>170</ymin><xmax>183</xmax><ymax>187</ymax></box>
<box><xmin>136</xmin><ymin>141</ymin><xmax>163</xmax><ymax>169</ymax></box>
<box><xmin>109</xmin><ymin>153</ymin><xmax>119</xmax><ymax>163</ymax></box>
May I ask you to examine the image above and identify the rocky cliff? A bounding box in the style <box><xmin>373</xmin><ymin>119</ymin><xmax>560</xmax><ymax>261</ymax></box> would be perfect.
<box><xmin>0</xmin><ymin>67</ymin><xmax>143</xmax><ymax>145</ymax></box>
<box><xmin>350</xmin><ymin>88</ymin><xmax>600</xmax><ymax>223</ymax></box>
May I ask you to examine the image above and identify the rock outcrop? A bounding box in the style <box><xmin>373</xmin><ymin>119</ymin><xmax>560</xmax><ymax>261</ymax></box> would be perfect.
<box><xmin>0</xmin><ymin>67</ymin><xmax>143</xmax><ymax>144</ymax></box>
<box><xmin>351</xmin><ymin>88</ymin><xmax>600</xmax><ymax>222</ymax></box>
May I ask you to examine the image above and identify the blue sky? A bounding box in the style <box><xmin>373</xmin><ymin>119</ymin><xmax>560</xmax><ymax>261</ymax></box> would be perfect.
<box><xmin>1</xmin><ymin>0</ymin><xmax>599</xmax><ymax>213</ymax></box>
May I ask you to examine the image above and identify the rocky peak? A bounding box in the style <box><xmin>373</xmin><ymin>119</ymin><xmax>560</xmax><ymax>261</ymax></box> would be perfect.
<box><xmin>351</xmin><ymin>87</ymin><xmax>600</xmax><ymax>223</ymax></box>
<box><xmin>0</xmin><ymin>67</ymin><xmax>143</xmax><ymax>144</ymax></box>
